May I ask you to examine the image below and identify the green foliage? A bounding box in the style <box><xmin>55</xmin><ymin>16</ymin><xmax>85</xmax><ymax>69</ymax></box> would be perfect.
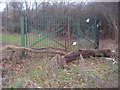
<box><xmin>6</xmin><ymin>81</ymin><xmax>23</xmax><ymax>88</ymax></box>
<box><xmin>12</xmin><ymin>81</ymin><xmax>22</xmax><ymax>88</ymax></box>
<box><xmin>111</xmin><ymin>64</ymin><xmax>118</xmax><ymax>73</ymax></box>
<box><xmin>89</xmin><ymin>72</ymin><xmax>98</xmax><ymax>78</ymax></box>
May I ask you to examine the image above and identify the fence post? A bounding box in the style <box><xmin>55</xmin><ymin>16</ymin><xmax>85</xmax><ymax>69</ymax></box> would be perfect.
<box><xmin>94</xmin><ymin>17</ymin><xmax>99</xmax><ymax>49</ymax></box>
<box><xmin>25</xmin><ymin>17</ymin><xmax>28</xmax><ymax>47</ymax></box>
<box><xmin>20</xmin><ymin>16</ymin><xmax>25</xmax><ymax>57</ymax></box>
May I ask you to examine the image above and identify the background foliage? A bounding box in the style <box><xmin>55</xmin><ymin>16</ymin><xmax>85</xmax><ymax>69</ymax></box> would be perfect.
<box><xmin>1</xmin><ymin>1</ymin><xmax>119</xmax><ymax>39</ymax></box>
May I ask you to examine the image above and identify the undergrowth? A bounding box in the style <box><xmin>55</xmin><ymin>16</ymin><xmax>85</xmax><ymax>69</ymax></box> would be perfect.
<box><xmin>2</xmin><ymin>56</ymin><xmax>118</xmax><ymax>88</ymax></box>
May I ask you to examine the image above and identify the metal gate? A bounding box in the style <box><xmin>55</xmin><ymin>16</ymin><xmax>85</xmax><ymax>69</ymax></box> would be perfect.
<box><xmin>21</xmin><ymin>16</ymin><xmax>99</xmax><ymax>52</ymax></box>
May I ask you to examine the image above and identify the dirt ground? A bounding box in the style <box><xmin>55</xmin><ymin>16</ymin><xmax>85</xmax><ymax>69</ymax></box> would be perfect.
<box><xmin>99</xmin><ymin>39</ymin><xmax>117</xmax><ymax>52</ymax></box>
<box><xmin>1</xmin><ymin>55</ymin><xmax>118</xmax><ymax>88</ymax></box>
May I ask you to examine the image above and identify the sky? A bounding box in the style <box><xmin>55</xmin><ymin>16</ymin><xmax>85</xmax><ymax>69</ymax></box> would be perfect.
<box><xmin>0</xmin><ymin>0</ymin><xmax>119</xmax><ymax>11</ymax></box>
<box><xmin>0</xmin><ymin>3</ymin><xmax>6</xmax><ymax>11</ymax></box>
<box><xmin>0</xmin><ymin>0</ymin><xmax>89</xmax><ymax>11</ymax></box>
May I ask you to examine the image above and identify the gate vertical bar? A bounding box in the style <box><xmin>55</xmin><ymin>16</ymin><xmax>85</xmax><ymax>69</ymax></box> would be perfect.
<box><xmin>67</xmin><ymin>17</ymin><xmax>70</xmax><ymax>50</ymax></box>
<box><xmin>21</xmin><ymin>16</ymin><xmax>25</xmax><ymax>57</ymax></box>
<box><xmin>64</xmin><ymin>18</ymin><xmax>67</xmax><ymax>50</ymax></box>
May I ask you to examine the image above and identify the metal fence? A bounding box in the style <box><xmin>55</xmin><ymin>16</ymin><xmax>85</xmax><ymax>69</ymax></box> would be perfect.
<box><xmin>21</xmin><ymin>16</ymin><xmax>99</xmax><ymax>56</ymax></box>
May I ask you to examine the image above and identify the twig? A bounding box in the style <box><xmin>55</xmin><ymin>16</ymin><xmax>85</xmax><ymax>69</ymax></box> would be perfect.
<box><xmin>23</xmin><ymin>80</ymin><xmax>41</xmax><ymax>88</ymax></box>
<box><xmin>23</xmin><ymin>80</ymin><xmax>29</xmax><ymax>88</ymax></box>
<box><xmin>79</xmin><ymin>54</ymin><xmax>85</xmax><ymax>72</ymax></box>
<box><xmin>79</xmin><ymin>54</ymin><xmax>88</xmax><ymax>87</ymax></box>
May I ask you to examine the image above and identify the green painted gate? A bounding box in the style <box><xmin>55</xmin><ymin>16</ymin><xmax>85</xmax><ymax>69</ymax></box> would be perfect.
<box><xmin>21</xmin><ymin>16</ymin><xmax>99</xmax><ymax>52</ymax></box>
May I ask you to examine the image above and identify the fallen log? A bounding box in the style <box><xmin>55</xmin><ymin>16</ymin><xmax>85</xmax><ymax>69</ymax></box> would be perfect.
<box><xmin>0</xmin><ymin>45</ymin><xmax>68</xmax><ymax>55</ymax></box>
<box><xmin>0</xmin><ymin>45</ymin><xmax>111</xmax><ymax>65</ymax></box>
<box><xmin>62</xmin><ymin>49</ymin><xmax>111</xmax><ymax>63</ymax></box>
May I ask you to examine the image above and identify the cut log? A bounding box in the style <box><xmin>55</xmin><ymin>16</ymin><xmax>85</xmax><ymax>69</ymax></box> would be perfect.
<box><xmin>63</xmin><ymin>49</ymin><xmax>111</xmax><ymax>63</ymax></box>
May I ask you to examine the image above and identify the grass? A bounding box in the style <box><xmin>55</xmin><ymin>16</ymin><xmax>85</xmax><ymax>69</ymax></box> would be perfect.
<box><xmin>1</xmin><ymin>33</ymin><xmax>94</xmax><ymax>51</ymax></box>
<box><xmin>2</xmin><ymin>33</ymin><xmax>21</xmax><ymax>45</ymax></box>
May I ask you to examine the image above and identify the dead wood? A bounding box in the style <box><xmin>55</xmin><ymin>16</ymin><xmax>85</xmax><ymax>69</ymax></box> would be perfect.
<box><xmin>23</xmin><ymin>80</ymin><xmax>41</xmax><ymax>88</ymax></box>
<box><xmin>62</xmin><ymin>49</ymin><xmax>111</xmax><ymax>63</ymax></box>
<box><xmin>1</xmin><ymin>45</ymin><xmax>111</xmax><ymax>65</ymax></box>
<box><xmin>0</xmin><ymin>45</ymin><xmax>68</xmax><ymax>55</ymax></box>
